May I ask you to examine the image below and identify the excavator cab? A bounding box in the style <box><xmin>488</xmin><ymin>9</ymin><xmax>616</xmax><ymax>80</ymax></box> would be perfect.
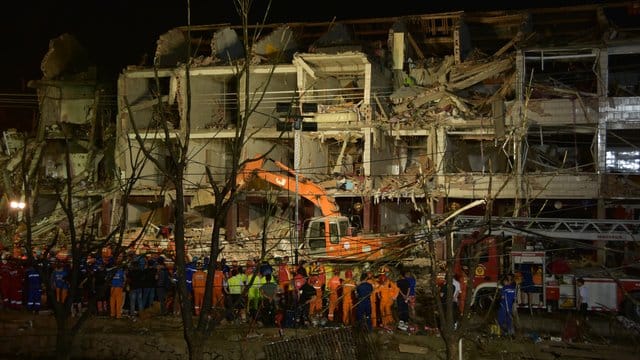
<box><xmin>304</xmin><ymin>216</ymin><xmax>351</xmax><ymax>259</ymax></box>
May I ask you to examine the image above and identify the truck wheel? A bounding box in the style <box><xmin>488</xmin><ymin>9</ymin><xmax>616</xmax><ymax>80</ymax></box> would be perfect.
<box><xmin>473</xmin><ymin>288</ymin><xmax>496</xmax><ymax>313</ymax></box>
<box><xmin>623</xmin><ymin>293</ymin><xmax>640</xmax><ymax>322</ymax></box>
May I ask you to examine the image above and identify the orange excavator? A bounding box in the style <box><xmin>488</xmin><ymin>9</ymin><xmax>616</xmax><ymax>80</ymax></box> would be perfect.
<box><xmin>236</xmin><ymin>156</ymin><xmax>411</xmax><ymax>262</ymax></box>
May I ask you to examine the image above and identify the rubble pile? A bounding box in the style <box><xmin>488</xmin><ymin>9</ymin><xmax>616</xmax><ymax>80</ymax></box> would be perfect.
<box><xmin>388</xmin><ymin>54</ymin><xmax>515</xmax><ymax>128</ymax></box>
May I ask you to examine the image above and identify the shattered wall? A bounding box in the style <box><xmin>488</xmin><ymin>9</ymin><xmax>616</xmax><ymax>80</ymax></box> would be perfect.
<box><xmin>239</xmin><ymin>66</ymin><xmax>297</xmax><ymax>128</ymax></box>
<box><xmin>188</xmin><ymin>73</ymin><xmax>236</xmax><ymax>130</ymax></box>
<box><xmin>185</xmin><ymin>140</ymin><xmax>229</xmax><ymax>189</ymax></box>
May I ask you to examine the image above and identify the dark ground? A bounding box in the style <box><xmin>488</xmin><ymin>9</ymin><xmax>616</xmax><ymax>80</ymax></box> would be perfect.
<box><xmin>1</xmin><ymin>306</ymin><xmax>639</xmax><ymax>359</ymax></box>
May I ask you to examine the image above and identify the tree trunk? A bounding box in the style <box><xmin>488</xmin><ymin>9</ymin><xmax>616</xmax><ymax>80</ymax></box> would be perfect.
<box><xmin>444</xmin><ymin>333</ymin><xmax>460</xmax><ymax>360</ymax></box>
<box><xmin>446</xmin><ymin>339</ymin><xmax>459</xmax><ymax>360</ymax></box>
<box><xmin>188</xmin><ymin>332</ymin><xmax>207</xmax><ymax>360</ymax></box>
<box><xmin>54</xmin><ymin>317</ymin><xmax>73</xmax><ymax>360</ymax></box>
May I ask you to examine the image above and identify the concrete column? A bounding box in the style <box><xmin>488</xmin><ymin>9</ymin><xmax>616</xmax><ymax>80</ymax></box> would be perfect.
<box><xmin>392</xmin><ymin>31</ymin><xmax>405</xmax><ymax>89</ymax></box>
<box><xmin>595</xmin><ymin>49</ymin><xmax>609</xmax><ymax>265</ymax></box>
<box><xmin>363</xmin><ymin>197</ymin><xmax>372</xmax><ymax>233</ymax></box>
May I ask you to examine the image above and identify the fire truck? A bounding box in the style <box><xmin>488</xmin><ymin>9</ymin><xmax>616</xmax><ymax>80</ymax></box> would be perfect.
<box><xmin>450</xmin><ymin>215</ymin><xmax>640</xmax><ymax>321</ymax></box>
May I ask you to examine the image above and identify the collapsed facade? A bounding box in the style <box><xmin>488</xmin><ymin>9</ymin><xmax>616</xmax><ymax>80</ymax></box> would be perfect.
<box><xmin>3</xmin><ymin>3</ymin><xmax>640</xmax><ymax>263</ymax></box>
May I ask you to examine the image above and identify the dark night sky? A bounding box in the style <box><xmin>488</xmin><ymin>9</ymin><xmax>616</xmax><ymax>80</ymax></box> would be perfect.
<box><xmin>0</xmin><ymin>0</ymin><xmax>615</xmax><ymax>90</ymax></box>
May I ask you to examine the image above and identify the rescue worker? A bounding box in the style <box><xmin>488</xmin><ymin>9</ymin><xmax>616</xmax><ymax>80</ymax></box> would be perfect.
<box><xmin>0</xmin><ymin>253</ymin><xmax>24</xmax><ymax>310</ymax></box>
<box><xmin>226</xmin><ymin>268</ymin><xmax>246</xmax><ymax>322</ymax></box>
<box><xmin>297</xmin><ymin>276</ymin><xmax>317</xmax><ymax>327</ymax></box>
<box><xmin>577</xmin><ymin>277</ymin><xmax>589</xmax><ymax>321</ymax></box>
<box><xmin>293</xmin><ymin>266</ymin><xmax>308</xmax><ymax>304</ymax></box>
<box><xmin>367</xmin><ymin>271</ymin><xmax>380</xmax><ymax>328</ymax></box>
<box><xmin>25</xmin><ymin>261</ymin><xmax>42</xmax><ymax>313</ymax></box>
<box><xmin>185</xmin><ymin>256</ymin><xmax>198</xmax><ymax>304</ymax></box>
<box><xmin>498</xmin><ymin>276</ymin><xmax>516</xmax><ymax>336</ymax></box>
<box><xmin>355</xmin><ymin>272</ymin><xmax>374</xmax><ymax>332</ymax></box>
<box><xmin>379</xmin><ymin>264</ymin><xmax>391</xmax><ymax>278</ymax></box>
<box><xmin>155</xmin><ymin>257</ymin><xmax>170</xmax><ymax>315</ymax></box>
<box><xmin>94</xmin><ymin>261</ymin><xmax>109</xmax><ymax>316</ymax></box>
<box><xmin>396</xmin><ymin>270</ymin><xmax>411</xmax><ymax>326</ymax></box>
<box><xmin>52</xmin><ymin>261</ymin><xmax>69</xmax><ymax>305</ymax></box>
<box><xmin>458</xmin><ymin>270</ymin><xmax>468</xmax><ymax>315</ymax></box>
<box><xmin>405</xmin><ymin>270</ymin><xmax>417</xmax><ymax>320</ymax></box>
<box><xmin>220</xmin><ymin>258</ymin><xmax>230</xmax><ymax>278</ymax></box>
<box><xmin>101</xmin><ymin>246</ymin><xmax>113</xmax><ymax>266</ymax></box>
<box><xmin>192</xmin><ymin>261</ymin><xmax>207</xmax><ymax>316</ymax></box>
<box><xmin>141</xmin><ymin>256</ymin><xmax>156</xmax><ymax>310</ymax></box>
<box><xmin>327</xmin><ymin>270</ymin><xmax>342</xmax><ymax>322</ymax></box>
<box><xmin>310</xmin><ymin>260</ymin><xmax>326</xmax><ymax>290</ymax></box>
<box><xmin>211</xmin><ymin>262</ymin><xmax>225</xmax><ymax>309</ymax></box>
<box><xmin>0</xmin><ymin>254</ymin><xmax>12</xmax><ymax>308</ymax></box>
<box><xmin>259</xmin><ymin>273</ymin><xmax>278</xmax><ymax>326</ymax></box>
<box><xmin>259</xmin><ymin>259</ymin><xmax>273</xmax><ymax>277</ymax></box>
<box><xmin>247</xmin><ymin>270</ymin><xmax>265</xmax><ymax>321</ymax></box>
<box><xmin>341</xmin><ymin>269</ymin><xmax>356</xmax><ymax>325</ymax></box>
<box><xmin>308</xmin><ymin>274</ymin><xmax>323</xmax><ymax>321</ymax></box>
<box><xmin>378</xmin><ymin>274</ymin><xmax>400</xmax><ymax>327</ymax></box>
<box><xmin>127</xmin><ymin>257</ymin><xmax>145</xmax><ymax>317</ymax></box>
<box><xmin>109</xmin><ymin>263</ymin><xmax>126</xmax><ymax>319</ymax></box>
<box><xmin>245</xmin><ymin>259</ymin><xmax>257</xmax><ymax>278</ymax></box>
<box><xmin>277</xmin><ymin>256</ymin><xmax>292</xmax><ymax>305</ymax></box>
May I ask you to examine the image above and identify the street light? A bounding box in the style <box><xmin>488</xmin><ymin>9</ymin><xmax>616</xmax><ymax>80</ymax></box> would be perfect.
<box><xmin>9</xmin><ymin>201</ymin><xmax>26</xmax><ymax>210</ymax></box>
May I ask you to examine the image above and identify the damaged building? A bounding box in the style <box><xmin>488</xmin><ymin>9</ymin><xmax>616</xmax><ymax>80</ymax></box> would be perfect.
<box><xmin>114</xmin><ymin>2</ymin><xmax>640</xmax><ymax>261</ymax></box>
<box><xmin>0</xmin><ymin>33</ymin><xmax>114</xmax><ymax>252</ymax></box>
<box><xmin>5</xmin><ymin>3</ymin><xmax>640</xmax><ymax>262</ymax></box>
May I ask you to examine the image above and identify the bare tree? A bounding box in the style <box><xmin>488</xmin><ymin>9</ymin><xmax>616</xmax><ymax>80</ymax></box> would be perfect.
<box><xmin>122</xmin><ymin>0</ymin><xmax>293</xmax><ymax>357</ymax></box>
<box><xmin>33</xmin><ymin>128</ymin><xmax>119</xmax><ymax>360</ymax></box>
<box><xmin>12</xmin><ymin>113</ymin><xmax>151</xmax><ymax>360</ymax></box>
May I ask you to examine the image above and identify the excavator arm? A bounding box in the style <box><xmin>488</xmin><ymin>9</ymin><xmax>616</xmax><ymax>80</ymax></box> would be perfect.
<box><xmin>236</xmin><ymin>156</ymin><xmax>341</xmax><ymax>218</ymax></box>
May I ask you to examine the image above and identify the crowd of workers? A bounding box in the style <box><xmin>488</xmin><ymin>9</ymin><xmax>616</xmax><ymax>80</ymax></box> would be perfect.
<box><xmin>1</xmin><ymin>249</ymin><xmax>419</xmax><ymax>332</ymax></box>
<box><xmin>174</xmin><ymin>255</ymin><xmax>418</xmax><ymax>331</ymax></box>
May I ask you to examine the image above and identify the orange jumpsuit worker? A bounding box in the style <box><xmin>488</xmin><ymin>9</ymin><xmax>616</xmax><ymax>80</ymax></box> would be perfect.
<box><xmin>310</xmin><ymin>261</ymin><xmax>326</xmax><ymax>289</ymax></box>
<box><xmin>109</xmin><ymin>265</ymin><xmax>126</xmax><ymax>319</ymax></box>
<box><xmin>212</xmin><ymin>263</ymin><xmax>225</xmax><ymax>309</ymax></box>
<box><xmin>367</xmin><ymin>272</ymin><xmax>380</xmax><ymax>328</ymax></box>
<box><xmin>378</xmin><ymin>274</ymin><xmax>400</xmax><ymax>327</ymax></box>
<box><xmin>192</xmin><ymin>262</ymin><xmax>207</xmax><ymax>316</ymax></box>
<box><xmin>309</xmin><ymin>274</ymin><xmax>323</xmax><ymax>318</ymax></box>
<box><xmin>341</xmin><ymin>270</ymin><xmax>356</xmax><ymax>325</ymax></box>
<box><xmin>327</xmin><ymin>271</ymin><xmax>342</xmax><ymax>321</ymax></box>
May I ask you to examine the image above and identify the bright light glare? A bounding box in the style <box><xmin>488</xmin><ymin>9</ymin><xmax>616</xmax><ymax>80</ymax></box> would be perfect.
<box><xmin>10</xmin><ymin>201</ymin><xmax>26</xmax><ymax>210</ymax></box>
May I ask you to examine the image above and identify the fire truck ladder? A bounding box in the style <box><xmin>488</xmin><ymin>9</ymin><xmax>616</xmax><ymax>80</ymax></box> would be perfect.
<box><xmin>452</xmin><ymin>215</ymin><xmax>640</xmax><ymax>242</ymax></box>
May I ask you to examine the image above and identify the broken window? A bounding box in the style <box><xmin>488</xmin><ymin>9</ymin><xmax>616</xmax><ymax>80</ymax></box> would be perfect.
<box><xmin>524</xmin><ymin>50</ymin><xmax>599</xmax><ymax>99</ymax></box>
<box><xmin>122</xmin><ymin>75</ymin><xmax>178</xmax><ymax>130</ymax></box>
<box><xmin>608</xmin><ymin>53</ymin><xmax>640</xmax><ymax>97</ymax></box>
<box><xmin>190</xmin><ymin>73</ymin><xmax>238</xmax><ymax>130</ymax></box>
<box><xmin>525</xmin><ymin>128</ymin><xmax>596</xmax><ymax>173</ymax></box>
<box><xmin>446</xmin><ymin>138</ymin><xmax>508</xmax><ymax>173</ymax></box>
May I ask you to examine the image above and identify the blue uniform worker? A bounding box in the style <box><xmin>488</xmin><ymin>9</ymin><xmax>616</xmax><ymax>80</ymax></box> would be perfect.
<box><xmin>498</xmin><ymin>277</ymin><xmax>516</xmax><ymax>336</ymax></box>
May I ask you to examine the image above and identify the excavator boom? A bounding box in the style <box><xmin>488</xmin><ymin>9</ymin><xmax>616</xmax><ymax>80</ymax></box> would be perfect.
<box><xmin>236</xmin><ymin>156</ymin><xmax>341</xmax><ymax>217</ymax></box>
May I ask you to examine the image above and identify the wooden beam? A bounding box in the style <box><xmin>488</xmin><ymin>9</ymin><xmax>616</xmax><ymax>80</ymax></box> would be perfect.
<box><xmin>494</xmin><ymin>31</ymin><xmax>523</xmax><ymax>58</ymax></box>
<box><xmin>406</xmin><ymin>32</ymin><xmax>426</xmax><ymax>60</ymax></box>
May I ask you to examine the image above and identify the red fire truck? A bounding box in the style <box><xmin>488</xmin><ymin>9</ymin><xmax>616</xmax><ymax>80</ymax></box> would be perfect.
<box><xmin>449</xmin><ymin>216</ymin><xmax>640</xmax><ymax>320</ymax></box>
